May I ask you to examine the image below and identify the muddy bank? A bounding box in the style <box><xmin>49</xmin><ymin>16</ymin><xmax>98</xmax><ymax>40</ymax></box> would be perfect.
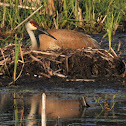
<box><xmin>1</xmin><ymin>75</ymin><xmax>126</xmax><ymax>91</ymax></box>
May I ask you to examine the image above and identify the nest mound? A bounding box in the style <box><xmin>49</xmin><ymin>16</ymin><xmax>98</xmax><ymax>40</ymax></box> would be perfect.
<box><xmin>0</xmin><ymin>44</ymin><xmax>125</xmax><ymax>81</ymax></box>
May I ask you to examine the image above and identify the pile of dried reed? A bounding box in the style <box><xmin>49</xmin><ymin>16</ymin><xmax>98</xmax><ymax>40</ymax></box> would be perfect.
<box><xmin>0</xmin><ymin>44</ymin><xmax>125</xmax><ymax>82</ymax></box>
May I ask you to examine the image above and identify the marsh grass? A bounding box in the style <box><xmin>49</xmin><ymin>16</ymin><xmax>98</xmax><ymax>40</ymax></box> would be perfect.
<box><xmin>0</xmin><ymin>0</ymin><xmax>125</xmax><ymax>34</ymax></box>
<box><xmin>13</xmin><ymin>36</ymin><xmax>21</xmax><ymax>83</ymax></box>
<box><xmin>106</xmin><ymin>13</ymin><xmax>114</xmax><ymax>50</ymax></box>
<box><xmin>104</xmin><ymin>0</ymin><xmax>124</xmax><ymax>50</ymax></box>
<box><xmin>63</xmin><ymin>0</ymin><xmax>68</xmax><ymax>18</ymax></box>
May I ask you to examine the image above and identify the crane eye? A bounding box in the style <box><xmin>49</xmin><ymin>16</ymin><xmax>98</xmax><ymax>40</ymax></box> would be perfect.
<box><xmin>30</xmin><ymin>20</ymin><xmax>39</xmax><ymax>27</ymax></box>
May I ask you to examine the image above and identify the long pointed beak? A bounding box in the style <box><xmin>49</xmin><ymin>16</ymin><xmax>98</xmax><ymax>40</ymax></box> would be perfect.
<box><xmin>37</xmin><ymin>26</ymin><xmax>57</xmax><ymax>40</ymax></box>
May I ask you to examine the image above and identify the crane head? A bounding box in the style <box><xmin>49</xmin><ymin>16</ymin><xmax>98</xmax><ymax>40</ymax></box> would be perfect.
<box><xmin>25</xmin><ymin>20</ymin><xmax>38</xmax><ymax>31</ymax></box>
<box><xmin>26</xmin><ymin>20</ymin><xmax>57</xmax><ymax>40</ymax></box>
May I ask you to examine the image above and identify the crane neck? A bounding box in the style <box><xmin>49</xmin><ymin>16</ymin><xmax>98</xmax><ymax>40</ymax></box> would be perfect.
<box><xmin>26</xmin><ymin>28</ymin><xmax>39</xmax><ymax>50</ymax></box>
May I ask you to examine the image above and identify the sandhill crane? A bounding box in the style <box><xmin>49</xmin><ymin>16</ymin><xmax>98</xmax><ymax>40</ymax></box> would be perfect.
<box><xmin>26</xmin><ymin>20</ymin><xmax>100</xmax><ymax>50</ymax></box>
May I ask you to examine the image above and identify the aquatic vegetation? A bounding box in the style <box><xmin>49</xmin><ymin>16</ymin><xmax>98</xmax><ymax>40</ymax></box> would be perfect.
<box><xmin>0</xmin><ymin>0</ymin><xmax>125</xmax><ymax>35</ymax></box>
<box><xmin>13</xmin><ymin>36</ymin><xmax>20</xmax><ymax>82</ymax></box>
<box><xmin>104</xmin><ymin>0</ymin><xmax>124</xmax><ymax>50</ymax></box>
<box><xmin>94</xmin><ymin>93</ymin><xmax>118</xmax><ymax>111</ymax></box>
<box><xmin>12</xmin><ymin>36</ymin><xmax>24</xmax><ymax>84</ymax></box>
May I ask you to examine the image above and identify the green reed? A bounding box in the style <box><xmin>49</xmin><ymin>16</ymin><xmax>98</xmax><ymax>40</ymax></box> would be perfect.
<box><xmin>105</xmin><ymin>0</ymin><xmax>124</xmax><ymax>50</ymax></box>
<box><xmin>63</xmin><ymin>0</ymin><xmax>68</xmax><ymax>18</ymax></box>
<box><xmin>85</xmin><ymin>0</ymin><xmax>92</xmax><ymax>22</ymax></box>
<box><xmin>13</xmin><ymin>36</ymin><xmax>21</xmax><ymax>83</ymax></box>
<box><xmin>106</xmin><ymin>13</ymin><xmax>114</xmax><ymax>50</ymax></box>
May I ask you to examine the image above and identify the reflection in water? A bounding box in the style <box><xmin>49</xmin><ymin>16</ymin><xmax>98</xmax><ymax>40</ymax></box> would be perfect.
<box><xmin>0</xmin><ymin>92</ymin><xmax>88</xmax><ymax>126</ymax></box>
<box><xmin>27</xmin><ymin>93</ymin><xmax>87</xmax><ymax>126</ymax></box>
<box><xmin>0</xmin><ymin>90</ymin><xmax>126</xmax><ymax>126</ymax></box>
<box><xmin>26</xmin><ymin>94</ymin><xmax>41</xmax><ymax>126</ymax></box>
